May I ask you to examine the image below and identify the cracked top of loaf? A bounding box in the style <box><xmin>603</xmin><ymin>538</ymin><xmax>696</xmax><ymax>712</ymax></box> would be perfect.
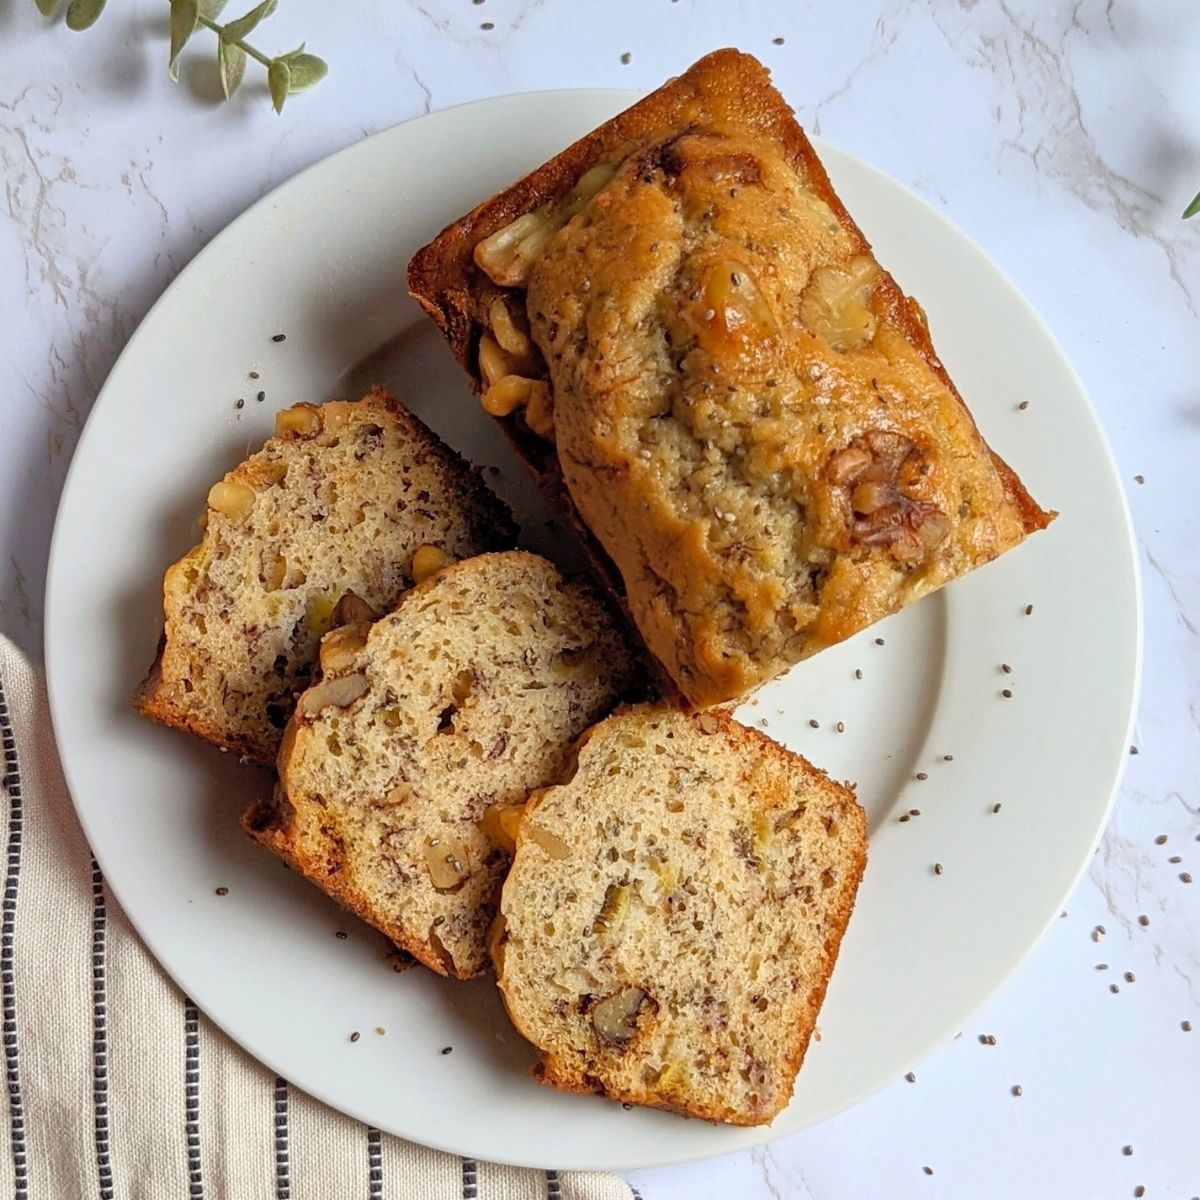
<box><xmin>409</xmin><ymin>49</ymin><xmax>1052</xmax><ymax>706</ymax></box>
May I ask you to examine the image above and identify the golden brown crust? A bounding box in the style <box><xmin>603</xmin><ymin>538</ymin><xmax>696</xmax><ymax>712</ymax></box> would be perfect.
<box><xmin>408</xmin><ymin>50</ymin><xmax>1053</xmax><ymax>707</ymax></box>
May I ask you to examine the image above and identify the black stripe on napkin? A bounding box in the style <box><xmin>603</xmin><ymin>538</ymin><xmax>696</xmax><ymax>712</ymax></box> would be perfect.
<box><xmin>366</xmin><ymin>1126</ymin><xmax>382</xmax><ymax>1199</ymax></box>
<box><xmin>273</xmin><ymin>1077</ymin><xmax>290</xmax><ymax>1199</ymax></box>
<box><xmin>91</xmin><ymin>858</ymin><xmax>114</xmax><ymax>1199</ymax></box>
<box><xmin>546</xmin><ymin>1168</ymin><xmax>562</xmax><ymax>1198</ymax></box>
<box><xmin>184</xmin><ymin>999</ymin><xmax>204</xmax><ymax>1198</ymax></box>
<box><xmin>461</xmin><ymin>1156</ymin><xmax>478</xmax><ymax>1199</ymax></box>
<box><xmin>0</xmin><ymin>679</ymin><xmax>28</xmax><ymax>1200</ymax></box>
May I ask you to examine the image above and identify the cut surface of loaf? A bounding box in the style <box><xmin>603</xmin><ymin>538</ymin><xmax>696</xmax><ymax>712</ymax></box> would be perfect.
<box><xmin>408</xmin><ymin>49</ymin><xmax>1053</xmax><ymax>707</ymax></box>
<box><xmin>135</xmin><ymin>388</ymin><xmax>515</xmax><ymax>764</ymax></box>
<box><xmin>491</xmin><ymin>704</ymin><xmax>866</xmax><ymax>1125</ymax></box>
<box><xmin>245</xmin><ymin>551</ymin><xmax>642</xmax><ymax>979</ymax></box>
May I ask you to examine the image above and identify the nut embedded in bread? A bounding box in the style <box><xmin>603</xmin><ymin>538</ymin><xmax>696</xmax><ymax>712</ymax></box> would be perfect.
<box><xmin>244</xmin><ymin>551</ymin><xmax>643</xmax><ymax>979</ymax></box>
<box><xmin>134</xmin><ymin>388</ymin><xmax>516</xmax><ymax>764</ymax></box>
<box><xmin>491</xmin><ymin>704</ymin><xmax>866</xmax><ymax>1125</ymax></box>
<box><xmin>407</xmin><ymin>49</ymin><xmax>1053</xmax><ymax>708</ymax></box>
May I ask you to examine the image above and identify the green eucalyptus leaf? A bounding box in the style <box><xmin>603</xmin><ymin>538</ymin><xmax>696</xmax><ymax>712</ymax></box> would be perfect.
<box><xmin>1184</xmin><ymin>191</ymin><xmax>1200</xmax><ymax>220</ymax></box>
<box><xmin>285</xmin><ymin>52</ymin><xmax>327</xmax><ymax>92</ymax></box>
<box><xmin>199</xmin><ymin>0</ymin><xmax>229</xmax><ymax>18</ymax></box>
<box><xmin>221</xmin><ymin>0</ymin><xmax>277</xmax><ymax>44</ymax></box>
<box><xmin>65</xmin><ymin>0</ymin><xmax>105</xmax><ymax>30</ymax></box>
<box><xmin>217</xmin><ymin>38</ymin><xmax>246</xmax><ymax>99</ymax></box>
<box><xmin>35</xmin><ymin>0</ymin><xmax>60</xmax><ymax>18</ymax></box>
<box><xmin>168</xmin><ymin>0</ymin><xmax>199</xmax><ymax>82</ymax></box>
<box><xmin>267</xmin><ymin>56</ymin><xmax>290</xmax><ymax>114</ymax></box>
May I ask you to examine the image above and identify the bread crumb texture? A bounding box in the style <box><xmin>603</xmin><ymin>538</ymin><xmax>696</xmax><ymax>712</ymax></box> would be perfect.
<box><xmin>135</xmin><ymin>388</ymin><xmax>515</xmax><ymax>764</ymax></box>
<box><xmin>246</xmin><ymin>551</ymin><xmax>642</xmax><ymax>979</ymax></box>
<box><xmin>493</xmin><ymin>704</ymin><xmax>866</xmax><ymax>1124</ymax></box>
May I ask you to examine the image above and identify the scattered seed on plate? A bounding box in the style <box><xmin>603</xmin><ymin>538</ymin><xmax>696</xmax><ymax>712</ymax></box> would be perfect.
<box><xmin>923</xmin><ymin>1166</ymin><xmax>933</xmax><ymax>1176</ymax></box>
<box><xmin>1125</xmin><ymin>972</ymin><xmax>1135</xmax><ymax>983</ymax></box>
<box><xmin>1123</xmin><ymin>1145</ymin><xmax>1134</xmax><ymax>1156</ymax></box>
<box><xmin>335</xmin><ymin>931</ymin><xmax>348</xmax><ymax>940</ymax></box>
<box><xmin>1155</xmin><ymin>834</ymin><xmax>1168</xmax><ymax>845</ymax></box>
<box><xmin>1024</xmin><ymin>603</ymin><xmax>1034</xmax><ymax>616</ymax></box>
<box><xmin>915</xmin><ymin>772</ymin><xmax>928</xmax><ymax>782</ymax></box>
<box><xmin>1183</xmin><ymin>1021</ymin><xmax>1193</xmax><ymax>1032</ymax></box>
<box><xmin>620</xmin><ymin>51</ymin><xmax>632</xmax><ymax>64</ymax></box>
<box><xmin>909</xmin><ymin>809</ymin><xmax>921</xmax><ymax>817</ymax></box>
<box><xmin>1011</xmin><ymin>1084</ymin><xmax>1023</xmax><ymax>1096</ymax></box>
<box><xmin>1097</xmin><ymin>924</ymin><xmax>1107</xmax><ymax>935</ymax></box>
<box><xmin>854</xmin><ymin>668</ymin><xmax>863</xmax><ymax>680</ymax></box>
<box><xmin>1134</xmin><ymin>1188</ymin><xmax>1144</xmax><ymax>1198</ymax></box>
<box><xmin>1001</xmin><ymin>663</ymin><xmax>1012</xmax><ymax>674</ymax></box>
<box><xmin>271</xmin><ymin>333</ymin><xmax>286</xmax><ymax>342</ymax></box>
<box><xmin>1138</xmin><ymin>915</ymin><xmax>1150</xmax><ymax>927</ymax></box>
<box><xmin>978</xmin><ymin>1034</ymin><xmax>996</xmax><ymax>1045</ymax></box>
<box><xmin>1169</xmin><ymin>855</ymin><xmax>1183</xmax><ymax>864</ymax></box>
<box><xmin>1001</xmin><ymin>689</ymin><xmax>1013</xmax><ymax>698</ymax></box>
<box><xmin>481</xmin><ymin>20</ymin><xmax>494</xmax><ymax>29</ymax></box>
<box><xmin>992</xmin><ymin>803</ymin><xmax>1002</xmax><ymax>814</ymax></box>
<box><xmin>809</xmin><ymin>719</ymin><xmax>819</xmax><ymax>729</ymax></box>
<box><xmin>622</xmin><ymin>1102</ymin><xmax>634</xmax><ymax>1110</ymax></box>
<box><xmin>899</xmin><ymin>814</ymin><xmax>911</xmax><ymax>823</ymax></box>
<box><xmin>1130</xmin><ymin>745</ymin><xmax>1139</xmax><ymax>755</ymax></box>
<box><xmin>1018</xmin><ymin>400</ymin><xmax>1029</xmax><ymax>410</ymax></box>
<box><xmin>215</xmin><ymin>886</ymin><xmax>229</xmax><ymax>896</ymax></box>
<box><xmin>836</xmin><ymin>721</ymin><xmax>845</xmax><ymax>733</ymax></box>
<box><xmin>248</xmin><ymin>370</ymin><xmax>259</xmax><ymax>379</ymax></box>
<box><xmin>440</xmin><ymin>1046</ymin><xmax>453</xmax><ymax>1055</ymax></box>
<box><xmin>1110</xmin><ymin>984</ymin><xmax>1120</xmax><ymax>993</ymax></box>
<box><xmin>905</xmin><ymin>1071</ymin><xmax>916</xmax><ymax>1082</ymax></box>
<box><xmin>1134</xmin><ymin>474</ymin><xmax>1145</xmax><ymax>484</ymax></box>
<box><xmin>933</xmin><ymin>863</ymin><xmax>944</xmax><ymax>876</ymax></box>
<box><xmin>875</xmin><ymin>637</ymin><xmax>885</xmax><ymax>645</ymax></box>
<box><xmin>1182</xmin><ymin>873</ymin><xmax>1193</xmax><ymax>883</ymax></box>
<box><xmin>943</xmin><ymin>754</ymin><xmax>954</xmax><ymax>761</ymax></box>
<box><xmin>257</xmin><ymin>390</ymin><xmax>265</xmax><ymax>402</ymax></box>
<box><xmin>375</xmin><ymin>1027</ymin><xmax>385</xmax><ymax>1036</ymax></box>
<box><xmin>349</xmin><ymin>1031</ymin><xmax>360</xmax><ymax>1043</ymax></box>
<box><xmin>235</xmin><ymin>398</ymin><xmax>245</xmax><ymax>409</ymax></box>
<box><xmin>772</xmin><ymin>35</ymin><xmax>785</xmax><ymax>44</ymax></box>
<box><xmin>1096</xmin><ymin>963</ymin><xmax>1109</xmax><ymax>970</ymax></box>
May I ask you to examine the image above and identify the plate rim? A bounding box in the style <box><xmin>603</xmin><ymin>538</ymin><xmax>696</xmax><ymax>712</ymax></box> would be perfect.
<box><xmin>43</xmin><ymin>87</ymin><xmax>1142</xmax><ymax>1170</ymax></box>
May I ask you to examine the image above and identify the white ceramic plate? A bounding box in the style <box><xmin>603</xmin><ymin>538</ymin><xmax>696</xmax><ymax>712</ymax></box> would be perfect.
<box><xmin>44</xmin><ymin>90</ymin><xmax>1140</xmax><ymax>1171</ymax></box>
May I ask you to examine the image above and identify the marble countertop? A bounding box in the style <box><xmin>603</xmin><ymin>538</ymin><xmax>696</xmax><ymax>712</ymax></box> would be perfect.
<box><xmin>2</xmin><ymin>1</ymin><xmax>1197</xmax><ymax>1196</ymax></box>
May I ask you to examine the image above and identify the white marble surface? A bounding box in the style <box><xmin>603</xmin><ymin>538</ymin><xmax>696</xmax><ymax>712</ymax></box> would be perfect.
<box><xmin>2</xmin><ymin>1</ymin><xmax>1197</xmax><ymax>1196</ymax></box>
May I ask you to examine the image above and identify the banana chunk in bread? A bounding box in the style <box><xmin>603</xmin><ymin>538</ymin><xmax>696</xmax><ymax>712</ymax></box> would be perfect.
<box><xmin>245</xmin><ymin>551</ymin><xmax>642</xmax><ymax>979</ymax></box>
<box><xmin>135</xmin><ymin>388</ymin><xmax>516</xmax><ymax>764</ymax></box>
<box><xmin>408</xmin><ymin>50</ymin><xmax>1053</xmax><ymax>707</ymax></box>
<box><xmin>491</xmin><ymin>705</ymin><xmax>866</xmax><ymax>1125</ymax></box>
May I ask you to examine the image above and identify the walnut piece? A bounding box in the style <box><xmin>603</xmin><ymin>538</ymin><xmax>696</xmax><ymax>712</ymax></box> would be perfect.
<box><xmin>592</xmin><ymin>987</ymin><xmax>649</xmax><ymax>1045</ymax></box>
<box><xmin>298</xmin><ymin>672</ymin><xmax>369</xmax><ymax>717</ymax></box>
<box><xmin>207</xmin><ymin>480</ymin><xmax>256</xmax><ymax>520</ymax></box>
<box><xmin>827</xmin><ymin>430</ymin><xmax>949</xmax><ymax>565</ymax></box>
<box><xmin>423</xmin><ymin>833</ymin><xmax>470</xmax><ymax>892</ymax></box>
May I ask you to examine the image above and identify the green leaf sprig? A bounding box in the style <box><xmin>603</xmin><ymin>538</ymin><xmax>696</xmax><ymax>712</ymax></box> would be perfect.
<box><xmin>36</xmin><ymin>0</ymin><xmax>327</xmax><ymax>113</ymax></box>
<box><xmin>1185</xmin><ymin>191</ymin><xmax>1200</xmax><ymax>220</ymax></box>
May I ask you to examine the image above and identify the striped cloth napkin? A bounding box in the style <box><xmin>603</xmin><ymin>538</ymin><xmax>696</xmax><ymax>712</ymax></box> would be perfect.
<box><xmin>0</xmin><ymin>633</ymin><xmax>639</xmax><ymax>1200</ymax></box>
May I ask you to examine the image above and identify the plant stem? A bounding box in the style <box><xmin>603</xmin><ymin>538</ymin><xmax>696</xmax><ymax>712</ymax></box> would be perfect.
<box><xmin>196</xmin><ymin>13</ymin><xmax>271</xmax><ymax>67</ymax></box>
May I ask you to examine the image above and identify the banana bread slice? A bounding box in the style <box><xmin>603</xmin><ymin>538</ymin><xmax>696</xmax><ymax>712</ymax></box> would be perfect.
<box><xmin>490</xmin><ymin>704</ymin><xmax>866</xmax><ymax>1125</ymax></box>
<box><xmin>135</xmin><ymin>388</ymin><xmax>516</xmax><ymax>765</ymax></box>
<box><xmin>408</xmin><ymin>49</ymin><xmax>1053</xmax><ymax>707</ymax></box>
<box><xmin>245</xmin><ymin>551</ymin><xmax>642</xmax><ymax>979</ymax></box>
